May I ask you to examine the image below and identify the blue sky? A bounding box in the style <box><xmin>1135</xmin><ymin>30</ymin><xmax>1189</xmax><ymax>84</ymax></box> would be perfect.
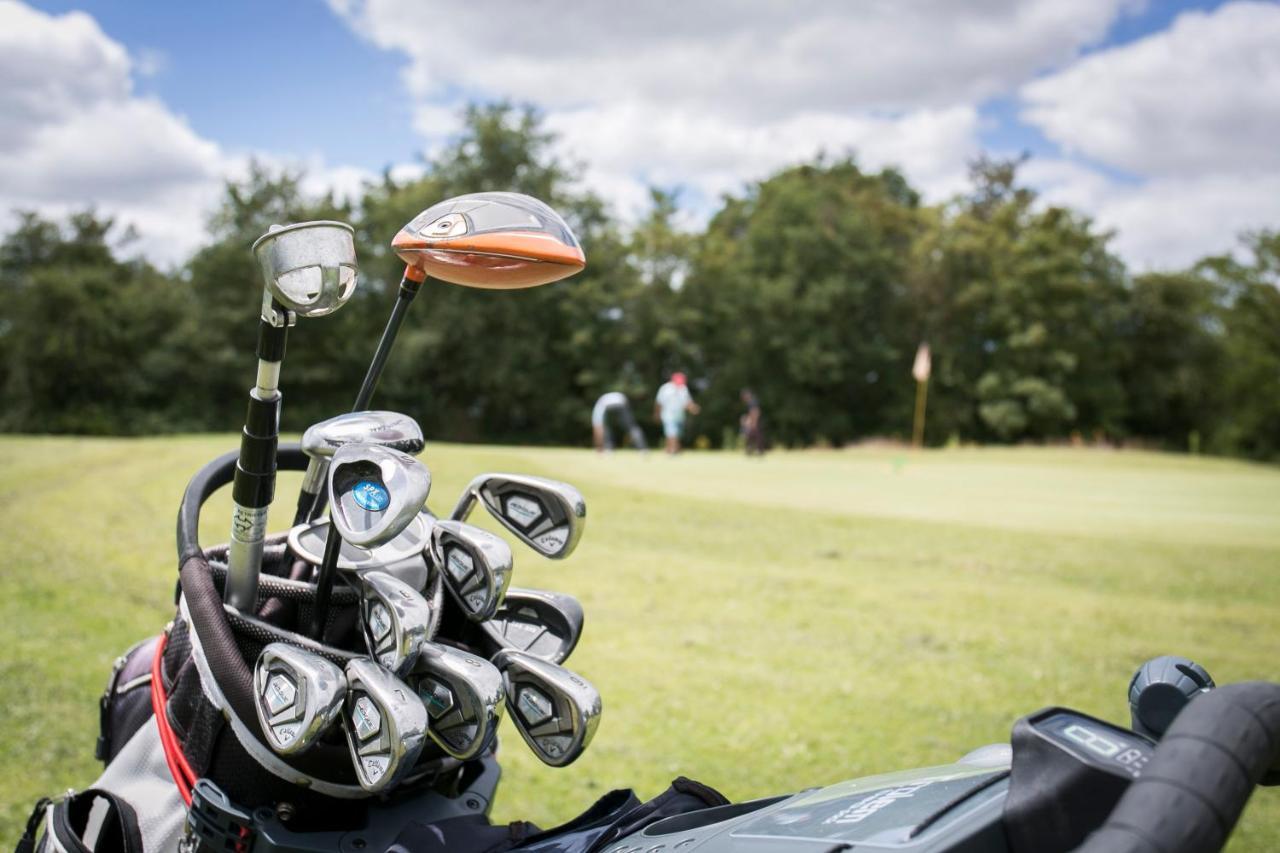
<box><xmin>4</xmin><ymin>1</ymin><xmax>1278</xmax><ymax>268</ymax></box>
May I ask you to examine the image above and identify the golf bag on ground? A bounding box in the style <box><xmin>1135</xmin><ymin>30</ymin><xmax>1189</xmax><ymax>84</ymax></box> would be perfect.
<box><xmin>20</xmin><ymin>446</ymin><xmax>726</xmax><ymax>853</ymax></box>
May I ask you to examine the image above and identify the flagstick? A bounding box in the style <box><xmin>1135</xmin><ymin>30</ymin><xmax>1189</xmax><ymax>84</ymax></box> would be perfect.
<box><xmin>912</xmin><ymin>377</ymin><xmax>929</xmax><ymax>448</ymax></box>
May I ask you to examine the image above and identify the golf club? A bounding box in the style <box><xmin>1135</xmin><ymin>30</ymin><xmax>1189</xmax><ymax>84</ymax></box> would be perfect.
<box><xmin>472</xmin><ymin>587</ymin><xmax>584</xmax><ymax>665</ymax></box>
<box><xmin>252</xmin><ymin>642</ymin><xmax>347</xmax><ymax>755</ymax></box>
<box><xmin>224</xmin><ymin>221</ymin><xmax>358</xmax><ymax>613</ymax></box>
<box><xmin>409</xmin><ymin>643</ymin><xmax>505</xmax><ymax>761</ymax></box>
<box><xmin>308</xmin><ymin>193</ymin><xmax>585</xmax><ymax>521</ymax></box>
<box><xmin>309</xmin><ymin>444</ymin><xmax>431</xmax><ymax>640</ymax></box>
<box><xmin>342</xmin><ymin>658</ymin><xmax>429</xmax><ymax>793</ymax></box>
<box><xmin>451</xmin><ymin>473</ymin><xmax>586</xmax><ymax>559</ymax></box>
<box><xmin>355</xmin><ymin>570</ymin><xmax>434</xmax><ymax>677</ymax></box>
<box><xmin>295</xmin><ymin>411</ymin><xmax>424</xmax><ymax>525</ymax></box>
<box><xmin>287</xmin><ymin>512</ymin><xmax>432</xmax><ymax>592</ymax></box>
<box><xmin>428</xmin><ymin>519</ymin><xmax>513</xmax><ymax>622</ymax></box>
<box><xmin>493</xmin><ymin>649</ymin><xmax>601</xmax><ymax>767</ymax></box>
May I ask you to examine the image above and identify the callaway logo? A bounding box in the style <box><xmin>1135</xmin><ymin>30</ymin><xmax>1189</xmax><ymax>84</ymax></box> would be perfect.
<box><xmin>822</xmin><ymin>774</ymin><xmax>963</xmax><ymax>825</ymax></box>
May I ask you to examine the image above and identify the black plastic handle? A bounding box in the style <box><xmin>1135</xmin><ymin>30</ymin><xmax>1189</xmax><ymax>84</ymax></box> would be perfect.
<box><xmin>1073</xmin><ymin>681</ymin><xmax>1280</xmax><ymax>853</ymax></box>
<box><xmin>177</xmin><ymin>443</ymin><xmax>309</xmax><ymax>564</ymax></box>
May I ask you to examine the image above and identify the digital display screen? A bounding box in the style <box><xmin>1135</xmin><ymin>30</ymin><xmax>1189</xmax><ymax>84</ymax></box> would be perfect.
<box><xmin>1034</xmin><ymin>712</ymin><xmax>1154</xmax><ymax>779</ymax></box>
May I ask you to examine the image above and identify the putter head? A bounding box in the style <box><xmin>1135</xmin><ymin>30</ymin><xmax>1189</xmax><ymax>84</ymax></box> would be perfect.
<box><xmin>355</xmin><ymin>570</ymin><xmax>434</xmax><ymax>676</ymax></box>
<box><xmin>298</xmin><ymin>411</ymin><xmax>424</xmax><ymax>511</ymax></box>
<box><xmin>494</xmin><ymin>649</ymin><xmax>601</xmax><ymax>767</ymax></box>
<box><xmin>429</xmin><ymin>520</ymin><xmax>513</xmax><ymax>622</ymax></box>
<box><xmin>253</xmin><ymin>643</ymin><xmax>346</xmax><ymax>755</ymax></box>
<box><xmin>391</xmin><ymin>192</ymin><xmax>585</xmax><ymax>289</ymax></box>
<box><xmin>452</xmin><ymin>473</ymin><xmax>586</xmax><ymax>559</ymax></box>
<box><xmin>479</xmin><ymin>587</ymin><xmax>584</xmax><ymax>664</ymax></box>
<box><xmin>328</xmin><ymin>444</ymin><xmax>431</xmax><ymax>548</ymax></box>
<box><xmin>252</xmin><ymin>221</ymin><xmax>358</xmax><ymax>317</ymax></box>
<box><xmin>409</xmin><ymin>643</ymin><xmax>506</xmax><ymax>761</ymax></box>
<box><xmin>343</xmin><ymin>658</ymin><xmax>429</xmax><ymax>792</ymax></box>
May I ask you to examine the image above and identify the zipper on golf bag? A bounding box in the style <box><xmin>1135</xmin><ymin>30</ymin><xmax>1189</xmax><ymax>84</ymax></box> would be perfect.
<box><xmin>96</xmin><ymin>637</ymin><xmax>159</xmax><ymax>764</ymax></box>
<box><xmin>16</xmin><ymin>790</ymin><xmax>144</xmax><ymax>853</ymax></box>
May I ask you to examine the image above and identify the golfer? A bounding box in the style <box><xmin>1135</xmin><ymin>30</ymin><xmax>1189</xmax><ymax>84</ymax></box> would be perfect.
<box><xmin>740</xmin><ymin>388</ymin><xmax>764</xmax><ymax>455</ymax></box>
<box><xmin>592</xmin><ymin>391</ymin><xmax>647</xmax><ymax>452</ymax></box>
<box><xmin>654</xmin><ymin>372</ymin><xmax>700</xmax><ymax>454</ymax></box>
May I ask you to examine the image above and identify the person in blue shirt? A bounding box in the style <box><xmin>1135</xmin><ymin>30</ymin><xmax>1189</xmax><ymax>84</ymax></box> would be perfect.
<box><xmin>653</xmin><ymin>372</ymin><xmax>700</xmax><ymax>454</ymax></box>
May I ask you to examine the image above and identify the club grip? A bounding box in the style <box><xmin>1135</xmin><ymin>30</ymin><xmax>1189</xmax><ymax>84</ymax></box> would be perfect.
<box><xmin>1073</xmin><ymin>681</ymin><xmax>1280</xmax><ymax>853</ymax></box>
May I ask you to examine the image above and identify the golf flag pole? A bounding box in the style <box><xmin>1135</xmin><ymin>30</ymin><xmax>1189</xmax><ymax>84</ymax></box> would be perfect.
<box><xmin>912</xmin><ymin>342</ymin><xmax>931</xmax><ymax>448</ymax></box>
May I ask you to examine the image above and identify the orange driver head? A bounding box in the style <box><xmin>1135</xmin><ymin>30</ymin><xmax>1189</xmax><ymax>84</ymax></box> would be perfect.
<box><xmin>392</xmin><ymin>192</ymin><xmax>586</xmax><ymax>289</ymax></box>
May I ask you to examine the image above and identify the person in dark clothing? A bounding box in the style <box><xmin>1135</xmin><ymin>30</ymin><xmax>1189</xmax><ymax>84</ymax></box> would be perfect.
<box><xmin>740</xmin><ymin>388</ymin><xmax>765</xmax><ymax>455</ymax></box>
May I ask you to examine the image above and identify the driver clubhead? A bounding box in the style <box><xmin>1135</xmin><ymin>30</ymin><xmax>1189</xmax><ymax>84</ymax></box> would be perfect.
<box><xmin>429</xmin><ymin>519</ymin><xmax>514</xmax><ymax>622</ymax></box>
<box><xmin>391</xmin><ymin>192</ymin><xmax>585</xmax><ymax>289</ymax></box>
<box><xmin>477</xmin><ymin>587</ymin><xmax>584</xmax><ymax>665</ymax></box>
<box><xmin>452</xmin><ymin>473</ymin><xmax>585</xmax><ymax>559</ymax></box>
<box><xmin>493</xmin><ymin>649</ymin><xmax>601</xmax><ymax>767</ymax></box>
<box><xmin>253</xmin><ymin>643</ymin><xmax>347</xmax><ymax>755</ymax></box>
<box><xmin>355</xmin><ymin>570</ymin><xmax>434</xmax><ymax>677</ymax></box>
<box><xmin>252</xmin><ymin>221</ymin><xmax>358</xmax><ymax>317</ymax></box>
<box><xmin>343</xmin><ymin>658</ymin><xmax>429</xmax><ymax>793</ymax></box>
<box><xmin>409</xmin><ymin>642</ymin><xmax>506</xmax><ymax>761</ymax></box>
<box><xmin>328</xmin><ymin>444</ymin><xmax>431</xmax><ymax>549</ymax></box>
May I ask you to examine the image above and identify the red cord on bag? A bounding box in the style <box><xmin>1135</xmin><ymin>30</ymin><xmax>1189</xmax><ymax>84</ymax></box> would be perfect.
<box><xmin>151</xmin><ymin>629</ymin><xmax>195</xmax><ymax>805</ymax></box>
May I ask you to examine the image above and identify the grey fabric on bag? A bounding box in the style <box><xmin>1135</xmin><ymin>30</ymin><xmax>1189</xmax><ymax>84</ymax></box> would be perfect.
<box><xmin>88</xmin><ymin>723</ymin><xmax>186</xmax><ymax>852</ymax></box>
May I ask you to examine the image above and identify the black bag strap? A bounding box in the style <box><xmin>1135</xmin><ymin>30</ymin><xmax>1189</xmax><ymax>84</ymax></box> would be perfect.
<box><xmin>48</xmin><ymin>790</ymin><xmax>144</xmax><ymax>853</ymax></box>
<box><xmin>14</xmin><ymin>797</ymin><xmax>53</xmax><ymax>853</ymax></box>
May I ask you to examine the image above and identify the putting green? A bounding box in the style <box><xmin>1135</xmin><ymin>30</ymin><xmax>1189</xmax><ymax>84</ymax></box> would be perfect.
<box><xmin>1</xmin><ymin>437</ymin><xmax>1276</xmax><ymax>849</ymax></box>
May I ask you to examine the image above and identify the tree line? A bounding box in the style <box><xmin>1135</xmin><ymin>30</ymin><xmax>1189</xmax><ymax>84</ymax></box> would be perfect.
<box><xmin>1</xmin><ymin>104</ymin><xmax>1277</xmax><ymax>460</ymax></box>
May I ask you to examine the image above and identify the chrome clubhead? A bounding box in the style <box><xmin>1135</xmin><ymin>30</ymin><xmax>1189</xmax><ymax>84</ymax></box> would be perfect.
<box><xmin>478</xmin><ymin>587</ymin><xmax>584</xmax><ymax>664</ymax></box>
<box><xmin>429</xmin><ymin>520</ymin><xmax>513</xmax><ymax>622</ymax></box>
<box><xmin>328</xmin><ymin>444</ymin><xmax>431</xmax><ymax>548</ymax></box>
<box><xmin>409</xmin><ymin>643</ymin><xmax>505</xmax><ymax>761</ymax></box>
<box><xmin>392</xmin><ymin>192</ymin><xmax>585</xmax><ymax>290</ymax></box>
<box><xmin>494</xmin><ymin>649</ymin><xmax>601</xmax><ymax>767</ymax></box>
<box><xmin>253</xmin><ymin>221</ymin><xmax>358</xmax><ymax>318</ymax></box>
<box><xmin>297</xmin><ymin>411</ymin><xmax>424</xmax><ymax>523</ymax></box>
<box><xmin>253</xmin><ymin>643</ymin><xmax>346</xmax><ymax>755</ymax></box>
<box><xmin>355</xmin><ymin>570</ymin><xmax>434</xmax><ymax>676</ymax></box>
<box><xmin>451</xmin><ymin>473</ymin><xmax>585</xmax><ymax>559</ymax></box>
<box><xmin>343</xmin><ymin>658</ymin><xmax>429</xmax><ymax>792</ymax></box>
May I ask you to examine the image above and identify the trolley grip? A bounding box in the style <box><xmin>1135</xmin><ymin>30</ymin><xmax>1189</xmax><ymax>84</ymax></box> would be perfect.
<box><xmin>1073</xmin><ymin>681</ymin><xmax>1280</xmax><ymax>853</ymax></box>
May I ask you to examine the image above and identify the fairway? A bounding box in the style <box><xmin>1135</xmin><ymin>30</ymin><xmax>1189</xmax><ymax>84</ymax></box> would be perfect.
<box><xmin>1</xmin><ymin>437</ymin><xmax>1277</xmax><ymax>849</ymax></box>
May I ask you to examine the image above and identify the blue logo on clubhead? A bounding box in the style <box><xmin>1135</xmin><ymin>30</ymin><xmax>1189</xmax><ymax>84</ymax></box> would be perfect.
<box><xmin>352</xmin><ymin>481</ymin><xmax>390</xmax><ymax>512</ymax></box>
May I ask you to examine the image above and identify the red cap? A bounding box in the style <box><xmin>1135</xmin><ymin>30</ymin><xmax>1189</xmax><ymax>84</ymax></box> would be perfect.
<box><xmin>671</xmin><ymin>372</ymin><xmax>687</xmax><ymax>386</ymax></box>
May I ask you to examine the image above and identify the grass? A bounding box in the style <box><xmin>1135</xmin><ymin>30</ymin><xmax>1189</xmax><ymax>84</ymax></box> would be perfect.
<box><xmin>1</xmin><ymin>436</ymin><xmax>1277</xmax><ymax>849</ymax></box>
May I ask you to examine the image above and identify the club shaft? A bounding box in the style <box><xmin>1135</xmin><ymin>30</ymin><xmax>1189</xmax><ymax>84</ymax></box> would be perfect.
<box><xmin>308</xmin><ymin>269</ymin><xmax>423</xmax><ymax>522</ymax></box>
<box><xmin>226</xmin><ymin>314</ymin><xmax>288</xmax><ymax>612</ymax></box>
<box><xmin>309</xmin><ymin>520</ymin><xmax>345</xmax><ymax>640</ymax></box>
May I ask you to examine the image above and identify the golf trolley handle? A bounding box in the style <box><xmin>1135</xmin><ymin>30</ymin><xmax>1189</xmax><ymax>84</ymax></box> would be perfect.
<box><xmin>1074</xmin><ymin>681</ymin><xmax>1280</xmax><ymax>853</ymax></box>
<box><xmin>179</xmin><ymin>443</ymin><xmax>309</xmax><ymax>563</ymax></box>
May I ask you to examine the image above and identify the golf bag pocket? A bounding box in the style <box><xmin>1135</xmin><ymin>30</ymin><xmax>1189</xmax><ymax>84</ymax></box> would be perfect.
<box><xmin>96</xmin><ymin>637</ymin><xmax>159</xmax><ymax>765</ymax></box>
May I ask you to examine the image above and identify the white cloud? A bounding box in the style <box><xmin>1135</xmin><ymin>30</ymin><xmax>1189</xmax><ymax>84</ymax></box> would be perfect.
<box><xmin>1022</xmin><ymin>2</ymin><xmax>1280</xmax><ymax>177</ymax></box>
<box><xmin>1026</xmin><ymin>159</ymin><xmax>1280</xmax><ymax>269</ymax></box>
<box><xmin>1018</xmin><ymin>2</ymin><xmax>1280</xmax><ymax>269</ymax></box>
<box><xmin>0</xmin><ymin>1</ymin><xmax>386</xmax><ymax>265</ymax></box>
<box><xmin>331</xmin><ymin>0</ymin><xmax>1136</xmax><ymax>220</ymax></box>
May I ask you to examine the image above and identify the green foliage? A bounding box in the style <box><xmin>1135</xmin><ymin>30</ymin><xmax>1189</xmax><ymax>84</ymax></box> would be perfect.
<box><xmin>0</xmin><ymin>106</ymin><xmax>1277</xmax><ymax>461</ymax></box>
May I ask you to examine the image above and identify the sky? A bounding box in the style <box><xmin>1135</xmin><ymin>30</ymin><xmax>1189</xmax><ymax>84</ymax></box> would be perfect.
<box><xmin>3</xmin><ymin>0</ymin><xmax>1279</xmax><ymax>269</ymax></box>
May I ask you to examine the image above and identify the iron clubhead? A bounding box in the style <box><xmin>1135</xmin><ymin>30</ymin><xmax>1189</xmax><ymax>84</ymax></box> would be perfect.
<box><xmin>451</xmin><ymin>473</ymin><xmax>585</xmax><ymax>559</ymax></box>
<box><xmin>355</xmin><ymin>570</ymin><xmax>434</xmax><ymax>677</ymax></box>
<box><xmin>253</xmin><ymin>643</ymin><xmax>346</xmax><ymax>755</ymax></box>
<box><xmin>429</xmin><ymin>519</ymin><xmax>514</xmax><ymax>622</ymax></box>
<box><xmin>328</xmin><ymin>444</ymin><xmax>431</xmax><ymax>549</ymax></box>
<box><xmin>493</xmin><ymin>649</ymin><xmax>601</xmax><ymax>767</ymax></box>
<box><xmin>409</xmin><ymin>643</ymin><xmax>506</xmax><ymax>761</ymax></box>
<box><xmin>342</xmin><ymin>658</ymin><xmax>429</xmax><ymax>793</ymax></box>
<box><xmin>478</xmin><ymin>587</ymin><xmax>584</xmax><ymax>665</ymax></box>
<box><xmin>297</xmin><ymin>411</ymin><xmax>424</xmax><ymax>519</ymax></box>
<box><xmin>391</xmin><ymin>192</ymin><xmax>585</xmax><ymax>289</ymax></box>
